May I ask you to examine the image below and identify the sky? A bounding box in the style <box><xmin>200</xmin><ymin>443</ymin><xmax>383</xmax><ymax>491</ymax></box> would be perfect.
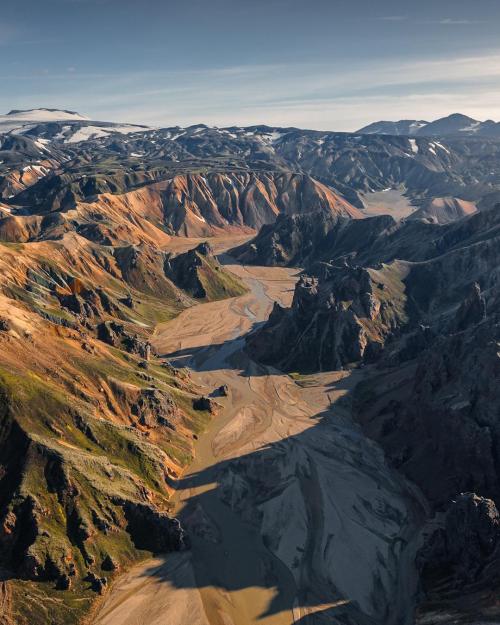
<box><xmin>1</xmin><ymin>0</ymin><xmax>500</xmax><ymax>130</ymax></box>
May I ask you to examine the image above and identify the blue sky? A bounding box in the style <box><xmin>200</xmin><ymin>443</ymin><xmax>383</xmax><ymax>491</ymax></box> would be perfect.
<box><xmin>1</xmin><ymin>0</ymin><xmax>500</xmax><ymax>130</ymax></box>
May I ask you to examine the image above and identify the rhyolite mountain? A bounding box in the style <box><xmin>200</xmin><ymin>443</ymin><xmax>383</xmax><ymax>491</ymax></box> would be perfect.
<box><xmin>0</xmin><ymin>220</ymin><xmax>246</xmax><ymax>623</ymax></box>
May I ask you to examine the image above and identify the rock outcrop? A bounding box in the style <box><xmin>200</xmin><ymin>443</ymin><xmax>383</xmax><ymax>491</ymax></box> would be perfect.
<box><xmin>247</xmin><ymin>262</ymin><xmax>407</xmax><ymax>372</ymax></box>
<box><xmin>123</xmin><ymin>502</ymin><xmax>187</xmax><ymax>553</ymax></box>
<box><xmin>418</xmin><ymin>494</ymin><xmax>500</xmax><ymax>596</ymax></box>
<box><xmin>164</xmin><ymin>242</ymin><xmax>247</xmax><ymax>301</ymax></box>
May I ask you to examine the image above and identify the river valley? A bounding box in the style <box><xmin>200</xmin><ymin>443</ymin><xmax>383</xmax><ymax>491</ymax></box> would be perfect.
<box><xmin>94</xmin><ymin>256</ymin><xmax>428</xmax><ymax>625</ymax></box>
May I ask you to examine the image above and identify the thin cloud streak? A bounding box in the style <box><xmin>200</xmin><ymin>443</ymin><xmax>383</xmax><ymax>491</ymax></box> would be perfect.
<box><xmin>2</xmin><ymin>51</ymin><xmax>500</xmax><ymax>131</ymax></box>
<box><xmin>379</xmin><ymin>16</ymin><xmax>408</xmax><ymax>21</ymax></box>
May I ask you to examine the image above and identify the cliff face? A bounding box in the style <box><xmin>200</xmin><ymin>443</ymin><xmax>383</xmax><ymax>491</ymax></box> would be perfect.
<box><xmin>245</xmin><ymin>207</ymin><xmax>500</xmax><ymax>372</ymax></box>
<box><xmin>417</xmin><ymin>493</ymin><xmax>500</xmax><ymax>605</ymax></box>
<box><xmin>164</xmin><ymin>241</ymin><xmax>247</xmax><ymax>300</ymax></box>
<box><xmin>356</xmin><ymin>311</ymin><xmax>499</xmax><ymax>495</ymax></box>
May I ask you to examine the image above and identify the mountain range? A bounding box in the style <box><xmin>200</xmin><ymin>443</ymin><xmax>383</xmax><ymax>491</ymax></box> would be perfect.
<box><xmin>1</xmin><ymin>108</ymin><xmax>500</xmax><ymax>625</ymax></box>
<box><xmin>358</xmin><ymin>112</ymin><xmax>500</xmax><ymax>138</ymax></box>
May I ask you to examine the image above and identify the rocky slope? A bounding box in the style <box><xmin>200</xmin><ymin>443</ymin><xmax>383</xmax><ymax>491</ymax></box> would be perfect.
<box><xmin>0</xmin><ymin>216</ymin><xmax>245</xmax><ymax>624</ymax></box>
<box><xmin>245</xmin><ymin>206</ymin><xmax>500</xmax><ymax>371</ymax></box>
<box><xmin>160</xmin><ymin>171</ymin><xmax>361</xmax><ymax>236</ymax></box>
<box><xmin>246</xmin><ymin>262</ymin><xmax>408</xmax><ymax>372</ymax></box>
<box><xmin>245</xmin><ymin>204</ymin><xmax>500</xmax><ymax>618</ymax></box>
<box><xmin>2</xmin><ymin>107</ymin><xmax>500</xmax><ymax>624</ymax></box>
<box><xmin>232</xmin><ymin>201</ymin><xmax>500</xmax><ymax>268</ymax></box>
<box><xmin>1</xmin><ymin>170</ymin><xmax>361</xmax><ymax>243</ymax></box>
<box><xmin>164</xmin><ymin>242</ymin><xmax>247</xmax><ymax>300</ymax></box>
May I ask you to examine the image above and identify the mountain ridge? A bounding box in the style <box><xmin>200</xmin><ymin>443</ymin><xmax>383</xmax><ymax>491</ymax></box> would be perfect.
<box><xmin>358</xmin><ymin>112</ymin><xmax>500</xmax><ymax>138</ymax></box>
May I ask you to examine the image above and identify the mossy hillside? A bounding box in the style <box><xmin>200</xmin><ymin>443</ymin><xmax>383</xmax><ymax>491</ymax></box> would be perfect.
<box><xmin>362</xmin><ymin>261</ymin><xmax>410</xmax><ymax>342</ymax></box>
<box><xmin>0</xmin><ymin>348</ymin><xmax>207</xmax><ymax>492</ymax></box>
<box><xmin>164</xmin><ymin>244</ymin><xmax>247</xmax><ymax>302</ymax></box>
<box><xmin>197</xmin><ymin>254</ymin><xmax>248</xmax><ymax>301</ymax></box>
<box><xmin>1</xmin><ymin>246</ymin><xmax>186</xmax><ymax>337</ymax></box>
<box><xmin>10</xmin><ymin>579</ymin><xmax>95</xmax><ymax>625</ymax></box>
<box><xmin>0</xmin><ymin>331</ymin><xmax>212</xmax><ymax>611</ymax></box>
<box><xmin>0</xmin><ymin>223</ymin><xmax>244</xmax><ymax>625</ymax></box>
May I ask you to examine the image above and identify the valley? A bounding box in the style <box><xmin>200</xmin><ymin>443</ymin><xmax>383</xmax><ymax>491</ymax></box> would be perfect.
<box><xmin>360</xmin><ymin>188</ymin><xmax>417</xmax><ymax>220</ymax></box>
<box><xmin>94</xmin><ymin>255</ymin><xmax>427</xmax><ymax>625</ymax></box>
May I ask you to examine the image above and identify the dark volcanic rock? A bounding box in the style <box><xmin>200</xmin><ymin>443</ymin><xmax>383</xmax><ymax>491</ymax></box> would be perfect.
<box><xmin>232</xmin><ymin>203</ymin><xmax>500</xmax><ymax>271</ymax></box>
<box><xmin>192</xmin><ymin>396</ymin><xmax>218</xmax><ymax>413</ymax></box>
<box><xmin>246</xmin><ymin>264</ymin><xmax>404</xmax><ymax>372</ymax></box>
<box><xmin>58</xmin><ymin>285</ymin><xmax>117</xmax><ymax>320</ymax></box>
<box><xmin>101</xmin><ymin>554</ymin><xmax>118</xmax><ymax>572</ymax></box>
<box><xmin>85</xmin><ymin>571</ymin><xmax>108</xmax><ymax>594</ymax></box>
<box><xmin>164</xmin><ymin>243</ymin><xmax>211</xmax><ymax>298</ymax></box>
<box><xmin>56</xmin><ymin>573</ymin><xmax>71</xmax><ymax>590</ymax></box>
<box><xmin>419</xmin><ymin>493</ymin><xmax>500</xmax><ymax>595</ymax></box>
<box><xmin>97</xmin><ymin>321</ymin><xmax>151</xmax><ymax>358</ymax></box>
<box><xmin>123</xmin><ymin>502</ymin><xmax>187</xmax><ymax>553</ymax></box>
<box><xmin>211</xmin><ymin>384</ymin><xmax>229</xmax><ymax>397</ymax></box>
<box><xmin>358</xmin><ymin>318</ymin><xmax>500</xmax><ymax>506</ymax></box>
<box><xmin>452</xmin><ymin>282</ymin><xmax>486</xmax><ymax>332</ymax></box>
<box><xmin>0</xmin><ymin>317</ymin><xmax>11</xmax><ymax>331</ymax></box>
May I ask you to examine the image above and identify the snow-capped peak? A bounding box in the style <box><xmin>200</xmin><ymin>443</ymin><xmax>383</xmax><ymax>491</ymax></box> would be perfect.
<box><xmin>5</xmin><ymin>109</ymin><xmax>90</xmax><ymax>122</ymax></box>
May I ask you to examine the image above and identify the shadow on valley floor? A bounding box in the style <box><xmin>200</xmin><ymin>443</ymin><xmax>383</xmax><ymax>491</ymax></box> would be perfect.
<box><xmin>128</xmin><ymin>360</ymin><xmax>422</xmax><ymax>625</ymax></box>
<box><xmin>161</xmin><ymin>323</ymin><xmax>280</xmax><ymax>376</ymax></box>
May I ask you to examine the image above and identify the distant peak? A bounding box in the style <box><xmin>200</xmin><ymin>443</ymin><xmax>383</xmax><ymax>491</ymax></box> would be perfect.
<box><xmin>7</xmin><ymin>108</ymin><xmax>81</xmax><ymax>116</ymax></box>
<box><xmin>442</xmin><ymin>112</ymin><xmax>476</xmax><ymax>121</ymax></box>
<box><xmin>4</xmin><ymin>108</ymin><xmax>90</xmax><ymax>122</ymax></box>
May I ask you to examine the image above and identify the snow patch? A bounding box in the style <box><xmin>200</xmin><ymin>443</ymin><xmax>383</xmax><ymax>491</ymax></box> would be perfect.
<box><xmin>434</xmin><ymin>141</ymin><xmax>450</xmax><ymax>155</ymax></box>
<box><xmin>459</xmin><ymin>121</ymin><xmax>481</xmax><ymax>133</ymax></box>
<box><xmin>65</xmin><ymin>124</ymin><xmax>145</xmax><ymax>143</ymax></box>
<box><xmin>65</xmin><ymin>126</ymin><xmax>111</xmax><ymax>143</ymax></box>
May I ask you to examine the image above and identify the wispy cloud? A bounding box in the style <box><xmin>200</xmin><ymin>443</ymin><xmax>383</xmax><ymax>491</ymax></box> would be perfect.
<box><xmin>2</xmin><ymin>51</ymin><xmax>500</xmax><ymax>131</ymax></box>
<box><xmin>380</xmin><ymin>16</ymin><xmax>486</xmax><ymax>26</ymax></box>
<box><xmin>433</xmin><ymin>18</ymin><xmax>485</xmax><ymax>25</ymax></box>
<box><xmin>379</xmin><ymin>15</ymin><xmax>407</xmax><ymax>21</ymax></box>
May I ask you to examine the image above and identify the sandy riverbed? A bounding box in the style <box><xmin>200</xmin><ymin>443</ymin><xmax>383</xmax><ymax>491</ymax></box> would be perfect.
<box><xmin>95</xmin><ymin>258</ymin><xmax>427</xmax><ymax>625</ymax></box>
